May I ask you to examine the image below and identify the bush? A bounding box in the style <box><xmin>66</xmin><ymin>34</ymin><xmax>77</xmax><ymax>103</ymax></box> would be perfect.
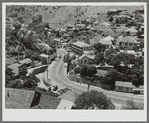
<box><xmin>121</xmin><ymin>99</ymin><xmax>144</xmax><ymax>110</ymax></box>
<box><xmin>6</xmin><ymin>79</ymin><xmax>24</xmax><ymax>88</ymax></box>
<box><xmin>80</xmin><ymin>64</ymin><xmax>97</xmax><ymax>77</ymax></box>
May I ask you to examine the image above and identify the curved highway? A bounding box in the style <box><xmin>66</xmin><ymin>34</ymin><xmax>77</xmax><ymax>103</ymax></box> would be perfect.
<box><xmin>50</xmin><ymin>48</ymin><xmax>144</xmax><ymax>106</ymax></box>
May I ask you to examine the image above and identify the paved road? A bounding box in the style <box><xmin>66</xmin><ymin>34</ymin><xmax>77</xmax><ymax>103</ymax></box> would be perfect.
<box><xmin>50</xmin><ymin>48</ymin><xmax>144</xmax><ymax>106</ymax></box>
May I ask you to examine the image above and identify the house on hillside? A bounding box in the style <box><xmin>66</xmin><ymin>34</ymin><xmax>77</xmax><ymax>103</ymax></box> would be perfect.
<box><xmin>100</xmin><ymin>22</ymin><xmax>111</xmax><ymax>28</ymax></box>
<box><xmin>40</xmin><ymin>54</ymin><xmax>51</xmax><ymax>64</ymax></box>
<box><xmin>125</xmin><ymin>27</ymin><xmax>138</xmax><ymax>36</ymax></box>
<box><xmin>53</xmin><ymin>38</ymin><xmax>62</xmax><ymax>48</ymax></box>
<box><xmin>78</xmin><ymin>54</ymin><xmax>95</xmax><ymax>64</ymax></box>
<box><xmin>63</xmin><ymin>33</ymin><xmax>70</xmax><ymax>39</ymax></box>
<box><xmin>19</xmin><ymin>58</ymin><xmax>32</xmax><ymax>66</ymax></box>
<box><xmin>116</xmin><ymin>36</ymin><xmax>138</xmax><ymax>50</ymax></box>
<box><xmin>71</xmin><ymin>41</ymin><xmax>92</xmax><ymax>55</ymax></box>
<box><xmin>98</xmin><ymin>36</ymin><xmax>114</xmax><ymax>48</ymax></box>
<box><xmin>7</xmin><ymin>63</ymin><xmax>22</xmax><ymax>76</ymax></box>
<box><xmin>76</xmin><ymin>24</ymin><xmax>86</xmax><ymax>29</ymax></box>
<box><xmin>115</xmin><ymin>81</ymin><xmax>133</xmax><ymax>93</ymax></box>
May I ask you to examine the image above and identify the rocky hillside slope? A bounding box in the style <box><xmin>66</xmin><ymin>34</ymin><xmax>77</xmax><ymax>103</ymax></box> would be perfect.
<box><xmin>6</xmin><ymin>5</ymin><xmax>144</xmax><ymax>27</ymax></box>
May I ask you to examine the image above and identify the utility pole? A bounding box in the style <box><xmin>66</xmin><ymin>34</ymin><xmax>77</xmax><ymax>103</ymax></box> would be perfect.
<box><xmin>87</xmin><ymin>82</ymin><xmax>90</xmax><ymax>92</ymax></box>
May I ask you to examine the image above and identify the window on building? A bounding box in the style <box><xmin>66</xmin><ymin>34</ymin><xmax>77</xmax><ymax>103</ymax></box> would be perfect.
<box><xmin>129</xmin><ymin>43</ymin><xmax>132</xmax><ymax>46</ymax></box>
<box><xmin>126</xmin><ymin>87</ymin><xmax>129</xmax><ymax>92</ymax></box>
<box><xmin>118</xmin><ymin>86</ymin><xmax>123</xmax><ymax>90</ymax></box>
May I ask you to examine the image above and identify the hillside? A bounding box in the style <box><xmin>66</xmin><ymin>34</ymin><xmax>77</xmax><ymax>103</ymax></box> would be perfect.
<box><xmin>6</xmin><ymin>5</ymin><xmax>144</xmax><ymax>27</ymax></box>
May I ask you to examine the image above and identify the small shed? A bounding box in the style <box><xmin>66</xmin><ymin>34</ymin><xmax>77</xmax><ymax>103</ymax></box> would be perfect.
<box><xmin>40</xmin><ymin>54</ymin><xmax>50</xmax><ymax>64</ymax></box>
<box><xmin>133</xmin><ymin>85</ymin><xmax>144</xmax><ymax>95</ymax></box>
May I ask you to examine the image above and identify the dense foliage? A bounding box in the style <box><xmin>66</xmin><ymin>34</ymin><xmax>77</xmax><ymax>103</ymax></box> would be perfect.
<box><xmin>75</xmin><ymin>90</ymin><xmax>115</xmax><ymax>109</ymax></box>
<box><xmin>93</xmin><ymin>42</ymin><xmax>106</xmax><ymax>54</ymax></box>
<box><xmin>80</xmin><ymin>64</ymin><xmax>97</xmax><ymax>77</ymax></box>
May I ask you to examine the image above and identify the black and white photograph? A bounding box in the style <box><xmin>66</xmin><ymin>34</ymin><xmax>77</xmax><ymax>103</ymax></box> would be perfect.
<box><xmin>3</xmin><ymin>2</ymin><xmax>147</xmax><ymax>121</ymax></box>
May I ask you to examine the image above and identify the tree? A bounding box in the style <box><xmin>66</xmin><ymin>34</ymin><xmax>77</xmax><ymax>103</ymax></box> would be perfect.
<box><xmin>75</xmin><ymin>90</ymin><xmax>115</xmax><ymax>109</ymax></box>
<box><xmin>121</xmin><ymin>99</ymin><xmax>144</xmax><ymax>110</ymax></box>
<box><xmin>5</xmin><ymin>67</ymin><xmax>14</xmax><ymax>87</ymax></box>
<box><xmin>101</xmin><ymin>69</ymin><xmax>123</xmax><ymax>89</ymax></box>
<box><xmin>105</xmin><ymin>48</ymin><xmax>117</xmax><ymax>58</ymax></box>
<box><xmin>18</xmin><ymin>64</ymin><xmax>28</xmax><ymax>76</ymax></box>
<box><xmin>13</xmin><ymin>22</ymin><xmax>22</xmax><ymax>32</ymax></box>
<box><xmin>94</xmin><ymin>52</ymin><xmax>105</xmax><ymax>64</ymax></box>
<box><xmin>71</xmin><ymin>54</ymin><xmax>76</xmax><ymax>60</ymax></box>
<box><xmin>80</xmin><ymin>64</ymin><xmax>97</xmax><ymax>77</ymax></box>
<box><xmin>136</xmin><ymin>31</ymin><xmax>144</xmax><ymax>38</ymax></box>
<box><xmin>109</xmin><ymin>53</ymin><xmax>135</xmax><ymax>68</ymax></box>
<box><xmin>109</xmin><ymin>16</ymin><xmax>114</xmax><ymax>22</ymax></box>
<box><xmin>93</xmin><ymin>42</ymin><xmax>106</xmax><ymax>54</ymax></box>
<box><xmin>25</xmin><ymin>49</ymin><xmax>34</xmax><ymax>58</ymax></box>
<box><xmin>41</xmin><ymin>57</ymin><xmax>47</xmax><ymax>64</ymax></box>
<box><xmin>6</xmin><ymin>79</ymin><xmax>23</xmax><ymax>88</ymax></box>
<box><xmin>109</xmin><ymin>52</ymin><xmax>124</xmax><ymax>68</ymax></box>
<box><xmin>24</xmin><ymin>74</ymin><xmax>40</xmax><ymax>88</ymax></box>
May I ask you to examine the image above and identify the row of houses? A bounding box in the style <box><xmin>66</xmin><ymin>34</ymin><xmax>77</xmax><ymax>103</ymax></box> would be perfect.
<box><xmin>70</xmin><ymin>35</ymin><xmax>139</xmax><ymax>56</ymax></box>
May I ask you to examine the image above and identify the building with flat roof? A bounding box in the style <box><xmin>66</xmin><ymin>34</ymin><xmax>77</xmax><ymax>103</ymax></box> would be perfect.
<box><xmin>71</xmin><ymin>41</ymin><xmax>91</xmax><ymax>55</ymax></box>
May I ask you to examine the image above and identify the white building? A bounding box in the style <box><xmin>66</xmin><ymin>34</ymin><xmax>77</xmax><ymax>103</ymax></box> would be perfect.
<box><xmin>71</xmin><ymin>41</ymin><xmax>92</xmax><ymax>54</ymax></box>
<box><xmin>98</xmin><ymin>36</ymin><xmax>114</xmax><ymax>48</ymax></box>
